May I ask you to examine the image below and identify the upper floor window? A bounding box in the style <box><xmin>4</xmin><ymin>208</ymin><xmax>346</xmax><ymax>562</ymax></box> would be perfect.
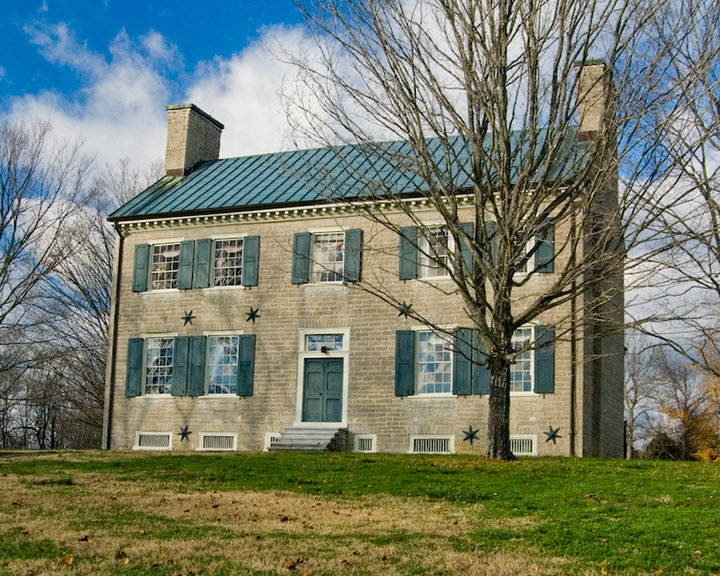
<box><xmin>292</xmin><ymin>229</ymin><xmax>362</xmax><ymax>285</ymax></box>
<box><xmin>151</xmin><ymin>244</ymin><xmax>181</xmax><ymax>290</ymax></box>
<box><xmin>131</xmin><ymin>236</ymin><xmax>259</xmax><ymax>293</ymax></box>
<box><xmin>311</xmin><ymin>232</ymin><xmax>345</xmax><ymax>282</ymax></box>
<box><xmin>418</xmin><ymin>226</ymin><xmax>450</xmax><ymax>278</ymax></box>
<box><xmin>213</xmin><ymin>238</ymin><xmax>244</xmax><ymax>287</ymax></box>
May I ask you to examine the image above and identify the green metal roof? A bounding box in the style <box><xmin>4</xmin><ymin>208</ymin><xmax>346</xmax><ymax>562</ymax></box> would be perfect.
<box><xmin>109</xmin><ymin>130</ymin><xmax>586</xmax><ymax>221</ymax></box>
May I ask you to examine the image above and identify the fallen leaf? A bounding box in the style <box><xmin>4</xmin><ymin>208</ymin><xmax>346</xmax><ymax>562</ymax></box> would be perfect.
<box><xmin>60</xmin><ymin>555</ymin><xmax>74</xmax><ymax>565</ymax></box>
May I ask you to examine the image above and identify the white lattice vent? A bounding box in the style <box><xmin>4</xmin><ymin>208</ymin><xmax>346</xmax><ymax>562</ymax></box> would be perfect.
<box><xmin>134</xmin><ymin>432</ymin><xmax>172</xmax><ymax>450</ymax></box>
<box><xmin>199</xmin><ymin>433</ymin><xmax>237</xmax><ymax>451</ymax></box>
<box><xmin>510</xmin><ymin>435</ymin><xmax>537</xmax><ymax>456</ymax></box>
<box><xmin>354</xmin><ymin>434</ymin><xmax>377</xmax><ymax>453</ymax></box>
<box><xmin>410</xmin><ymin>435</ymin><xmax>454</xmax><ymax>454</ymax></box>
<box><xmin>264</xmin><ymin>432</ymin><xmax>281</xmax><ymax>451</ymax></box>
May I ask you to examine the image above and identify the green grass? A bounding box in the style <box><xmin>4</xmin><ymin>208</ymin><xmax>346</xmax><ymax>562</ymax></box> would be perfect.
<box><xmin>1</xmin><ymin>451</ymin><xmax>719</xmax><ymax>575</ymax></box>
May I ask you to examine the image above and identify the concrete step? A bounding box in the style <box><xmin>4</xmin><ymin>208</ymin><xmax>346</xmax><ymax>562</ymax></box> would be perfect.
<box><xmin>268</xmin><ymin>426</ymin><xmax>347</xmax><ymax>452</ymax></box>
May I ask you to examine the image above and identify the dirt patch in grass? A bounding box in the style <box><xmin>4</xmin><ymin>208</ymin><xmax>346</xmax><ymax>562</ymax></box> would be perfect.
<box><xmin>1</xmin><ymin>470</ymin><xmax>563</xmax><ymax>575</ymax></box>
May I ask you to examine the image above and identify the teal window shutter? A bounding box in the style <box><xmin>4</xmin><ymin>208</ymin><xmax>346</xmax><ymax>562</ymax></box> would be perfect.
<box><xmin>237</xmin><ymin>334</ymin><xmax>256</xmax><ymax>396</ymax></box>
<box><xmin>131</xmin><ymin>244</ymin><xmax>150</xmax><ymax>292</ymax></box>
<box><xmin>343</xmin><ymin>228</ymin><xmax>362</xmax><ymax>282</ymax></box>
<box><xmin>193</xmin><ymin>239</ymin><xmax>212</xmax><ymax>288</ymax></box>
<box><xmin>395</xmin><ymin>330</ymin><xmax>416</xmax><ymax>396</ymax></box>
<box><xmin>535</xmin><ymin>221</ymin><xmax>554</xmax><ymax>273</ymax></box>
<box><xmin>533</xmin><ymin>326</ymin><xmax>555</xmax><ymax>394</ymax></box>
<box><xmin>188</xmin><ymin>336</ymin><xmax>207</xmax><ymax>396</ymax></box>
<box><xmin>125</xmin><ymin>338</ymin><xmax>144</xmax><ymax>397</ymax></box>
<box><xmin>242</xmin><ymin>236</ymin><xmax>260</xmax><ymax>286</ymax></box>
<box><xmin>472</xmin><ymin>331</ymin><xmax>491</xmax><ymax>395</ymax></box>
<box><xmin>177</xmin><ymin>241</ymin><xmax>195</xmax><ymax>290</ymax></box>
<box><xmin>171</xmin><ymin>337</ymin><xmax>189</xmax><ymax>396</ymax></box>
<box><xmin>452</xmin><ymin>328</ymin><xmax>472</xmax><ymax>395</ymax></box>
<box><xmin>460</xmin><ymin>222</ymin><xmax>475</xmax><ymax>276</ymax></box>
<box><xmin>399</xmin><ymin>226</ymin><xmax>418</xmax><ymax>280</ymax></box>
<box><xmin>291</xmin><ymin>232</ymin><xmax>311</xmax><ymax>284</ymax></box>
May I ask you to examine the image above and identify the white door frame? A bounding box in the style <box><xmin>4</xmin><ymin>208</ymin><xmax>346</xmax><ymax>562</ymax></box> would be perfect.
<box><xmin>295</xmin><ymin>328</ymin><xmax>350</xmax><ymax>427</ymax></box>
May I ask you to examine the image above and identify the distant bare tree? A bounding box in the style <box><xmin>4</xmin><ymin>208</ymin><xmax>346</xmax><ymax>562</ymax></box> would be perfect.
<box><xmin>627</xmin><ymin>0</ymin><xmax>720</xmax><ymax>373</ymax></box>
<box><xmin>624</xmin><ymin>334</ymin><xmax>660</xmax><ymax>457</ymax></box>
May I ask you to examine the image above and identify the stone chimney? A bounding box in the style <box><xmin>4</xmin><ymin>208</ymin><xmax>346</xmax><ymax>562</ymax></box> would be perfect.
<box><xmin>164</xmin><ymin>104</ymin><xmax>224</xmax><ymax>177</ymax></box>
<box><xmin>574</xmin><ymin>60</ymin><xmax>613</xmax><ymax>137</ymax></box>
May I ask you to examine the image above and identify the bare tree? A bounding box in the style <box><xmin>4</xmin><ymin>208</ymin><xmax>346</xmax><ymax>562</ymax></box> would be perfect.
<box><xmin>627</xmin><ymin>0</ymin><xmax>720</xmax><ymax>374</ymax></box>
<box><xmin>35</xmin><ymin>159</ymin><xmax>161</xmax><ymax>447</ymax></box>
<box><xmin>283</xmin><ymin>0</ymin><xmax>686</xmax><ymax>458</ymax></box>
<box><xmin>624</xmin><ymin>334</ymin><xmax>660</xmax><ymax>457</ymax></box>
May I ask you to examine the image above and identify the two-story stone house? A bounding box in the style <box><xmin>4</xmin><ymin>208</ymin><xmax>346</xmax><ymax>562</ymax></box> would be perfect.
<box><xmin>103</xmin><ymin>65</ymin><xmax>624</xmax><ymax>456</ymax></box>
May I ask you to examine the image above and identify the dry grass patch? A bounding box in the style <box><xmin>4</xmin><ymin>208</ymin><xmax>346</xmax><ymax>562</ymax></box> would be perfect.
<box><xmin>0</xmin><ymin>470</ymin><xmax>563</xmax><ymax>576</ymax></box>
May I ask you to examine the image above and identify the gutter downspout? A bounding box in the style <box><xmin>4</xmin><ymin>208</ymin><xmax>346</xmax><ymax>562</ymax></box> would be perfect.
<box><xmin>101</xmin><ymin>223</ymin><xmax>125</xmax><ymax>449</ymax></box>
<box><xmin>569</xmin><ymin>211</ymin><xmax>577</xmax><ymax>457</ymax></box>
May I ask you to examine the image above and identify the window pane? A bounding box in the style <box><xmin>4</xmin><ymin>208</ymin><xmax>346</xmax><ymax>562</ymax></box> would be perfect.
<box><xmin>306</xmin><ymin>334</ymin><xmax>344</xmax><ymax>351</ymax></box>
<box><xmin>416</xmin><ymin>331</ymin><xmax>452</xmax><ymax>394</ymax></box>
<box><xmin>208</xmin><ymin>336</ymin><xmax>240</xmax><ymax>394</ymax></box>
<box><xmin>151</xmin><ymin>244</ymin><xmax>180</xmax><ymax>290</ymax></box>
<box><xmin>419</xmin><ymin>227</ymin><xmax>449</xmax><ymax>278</ymax></box>
<box><xmin>145</xmin><ymin>338</ymin><xmax>174</xmax><ymax>394</ymax></box>
<box><xmin>311</xmin><ymin>232</ymin><xmax>344</xmax><ymax>282</ymax></box>
<box><xmin>213</xmin><ymin>238</ymin><xmax>244</xmax><ymax>286</ymax></box>
<box><xmin>510</xmin><ymin>328</ymin><xmax>533</xmax><ymax>392</ymax></box>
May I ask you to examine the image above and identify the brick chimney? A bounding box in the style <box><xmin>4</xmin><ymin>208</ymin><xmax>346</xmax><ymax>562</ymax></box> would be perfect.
<box><xmin>164</xmin><ymin>104</ymin><xmax>224</xmax><ymax>177</ymax></box>
<box><xmin>574</xmin><ymin>60</ymin><xmax>613</xmax><ymax>137</ymax></box>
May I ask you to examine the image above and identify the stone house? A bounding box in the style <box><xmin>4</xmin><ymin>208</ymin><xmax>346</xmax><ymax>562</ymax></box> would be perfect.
<box><xmin>103</xmin><ymin>65</ymin><xmax>624</xmax><ymax>457</ymax></box>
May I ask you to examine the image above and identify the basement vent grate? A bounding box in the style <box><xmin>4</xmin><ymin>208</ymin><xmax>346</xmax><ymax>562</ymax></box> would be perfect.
<box><xmin>510</xmin><ymin>435</ymin><xmax>537</xmax><ymax>456</ymax></box>
<box><xmin>199</xmin><ymin>433</ymin><xmax>236</xmax><ymax>451</ymax></box>
<box><xmin>134</xmin><ymin>432</ymin><xmax>172</xmax><ymax>450</ymax></box>
<box><xmin>264</xmin><ymin>432</ymin><xmax>281</xmax><ymax>451</ymax></box>
<box><xmin>354</xmin><ymin>434</ymin><xmax>377</xmax><ymax>453</ymax></box>
<box><xmin>410</xmin><ymin>435</ymin><xmax>454</xmax><ymax>454</ymax></box>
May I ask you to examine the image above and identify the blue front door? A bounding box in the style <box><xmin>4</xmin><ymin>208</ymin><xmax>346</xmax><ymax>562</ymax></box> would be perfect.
<box><xmin>302</xmin><ymin>358</ymin><xmax>343</xmax><ymax>422</ymax></box>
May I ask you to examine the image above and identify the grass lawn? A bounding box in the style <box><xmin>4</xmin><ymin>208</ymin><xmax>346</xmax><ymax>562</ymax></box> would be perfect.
<box><xmin>1</xmin><ymin>451</ymin><xmax>719</xmax><ymax>575</ymax></box>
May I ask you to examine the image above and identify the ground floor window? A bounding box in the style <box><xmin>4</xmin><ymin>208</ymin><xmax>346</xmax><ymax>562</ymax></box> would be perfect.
<box><xmin>144</xmin><ymin>337</ymin><xmax>174</xmax><ymax>394</ymax></box>
<box><xmin>207</xmin><ymin>335</ymin><xmax>240</xmax><ymax>394</ymax></box>
<box><xmin>416</xmin><ymin>331</ymin><xmax>452</xmax><ymax>394</ymax></box>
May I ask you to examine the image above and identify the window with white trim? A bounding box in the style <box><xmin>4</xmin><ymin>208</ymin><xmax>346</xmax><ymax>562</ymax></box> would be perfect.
<box><xmin>144</xmin><ymin>337</ymin><xmax>174</xmax><ymax>394</ymax></box>
<box><xmin>510</xmin><ymin>327</ymin><xmax>533</xmax><ymax>393</ymax></box>
<box><xmin>151</xmin><ymin>243</ymin><xmax>181</xmax><ymax>290</ymax></box>
<box><xmin>311</xmin><ymin>232</ymin><xmax>345</xmax><ymax>282</ymax></box>
<box><xmin>213</xmin><ymin>238</ymin><xmax>244</xmax><ymax>286</ymax></box>
<box><xmin>416</xmin><ymin>330</ymin><xmax>452</xmax><ymax>394</ymax></box>
<box><xmin>207</xmin><ymin>335</ymin><xmax>240</xmax><ymax>394</ymax></box>
<box><xmin>419</xmin><ymin>226</ymin><xmax>450</xmax><ymax>278</ymax></box>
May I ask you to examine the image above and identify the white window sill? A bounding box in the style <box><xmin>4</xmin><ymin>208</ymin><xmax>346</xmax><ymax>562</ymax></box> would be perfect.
<box><xmin>197</xmin><ymin>394</ymin><xmax>242</xmax><ymax>399</ymax></box>
<box><xmin>409</xmin><ymin>393</ymin><xmax>456</xmax><ymax>399</ymax></box>
<box><xmin>510</xmin><ymin>392</ymin><xmax>540</xmax><ymax>398</ymax></box>
<box><xmin>138</xmin><ymin>394</ymin><xmax>172</xmax><ymax>399</ymax></box>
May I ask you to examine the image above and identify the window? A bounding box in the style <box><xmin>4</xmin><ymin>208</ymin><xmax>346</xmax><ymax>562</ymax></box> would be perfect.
<box><xmin>306</xmin><ymin>334</ymin><xmax>344</xmax><ymax>352</ymax></box>
<box><xmin>311</xmin><ymin>232</ymin><xmax>345</xmax><ymax>282</ymax></box>
<box><xmin>207</xmin><ymin>335</ymin><xmax>240</xmax><ymax>394</ymax></box>
<box><xmin>151</xmin><ymin>244</ymin><xmax>181</xmax><ymax>290</ymax></box>
<box><xmin>213</xmin><ymin>238</ymin><xmax>244</xmax><ymax>286</ymax></box>
<box><xmin>418</xmin><ymin>226</ymin><xmax>450</xmax><ymax>278</ymax></box>
<box><xmin>510</xmin><ymin>327</ymin><xmax>533</xmax><ymax>393</ymax></box>
<box><xmin>416</xmin><ymin>331</ymin><xmax>452</xmax><ymax>394</ymax></box>
<box><xmin>144</xmin><ymin>337</ymin><xmax>174</xmax><ymax>394</ymax></box>
<box><xmin>291</xmin><ymin>230</ymin><xmax>362</xmax><ymax>284</ymax></box>
<box><xmin>125</xmin><ymin>334</ymin><xmax>256</xmax><ymax>398</ymax></box>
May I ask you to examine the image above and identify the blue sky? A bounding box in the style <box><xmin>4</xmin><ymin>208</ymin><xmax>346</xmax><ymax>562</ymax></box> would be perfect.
<box><xmin>0</xmin><ymin>0</ymin><xmax>307</xmax><ymax>167</ymax></box>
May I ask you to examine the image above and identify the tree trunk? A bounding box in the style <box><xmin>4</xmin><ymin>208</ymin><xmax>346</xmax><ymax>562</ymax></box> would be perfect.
<box><xmin>486</xmin><ymin>353</ymin><xmax>516</xmax><ymax>460</ymax></box>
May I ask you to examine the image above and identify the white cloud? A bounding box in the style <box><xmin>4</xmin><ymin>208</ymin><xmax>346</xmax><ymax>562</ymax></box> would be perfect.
<box><xmin>6</xmin><ymin>23</ymin><xmax>171</xmax><ymax>169</ymax></box>
<box><xmin>186</xmin><ymin>25</ymin><xmax>313</xmax><ymax>158</ymax></box>
<box><xmin>3</xmin><ymin>22</ymin><xmax>316</xmax><ymax>173</ymax></box>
